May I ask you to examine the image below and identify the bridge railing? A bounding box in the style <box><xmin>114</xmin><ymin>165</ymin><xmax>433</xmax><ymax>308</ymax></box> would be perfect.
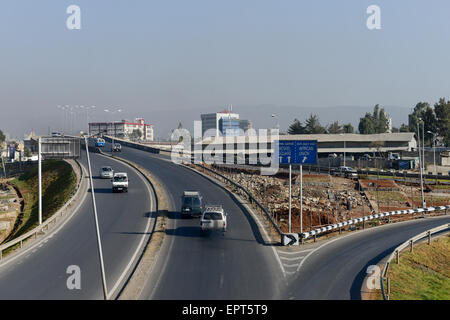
<box><xmin>193</xmin><ymin>163</ymin><xmax>283</xmax><ymax>241</ymax></box>
<box><xmin>380</xmin><ymin>222</ymin><xmax>450</xmax><ymax>300</ymax></box>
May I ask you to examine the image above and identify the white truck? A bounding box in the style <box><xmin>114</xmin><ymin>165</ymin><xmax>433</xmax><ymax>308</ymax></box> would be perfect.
<box><xmin>112</xmin><ymin>172</ymin><xmax>128</xmax><ymax>193</ymax></box>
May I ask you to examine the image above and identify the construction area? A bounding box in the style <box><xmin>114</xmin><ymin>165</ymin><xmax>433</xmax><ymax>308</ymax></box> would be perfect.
<box><xmin>200</xmin><ymin>164</ymin><xmax>450</xmax><ymax>234</ymax></box>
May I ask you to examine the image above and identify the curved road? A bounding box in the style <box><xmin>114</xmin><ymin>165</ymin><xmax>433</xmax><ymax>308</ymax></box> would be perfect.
<box><xmin>104</xmin><ymin>142</ymin><xmax>284</xmax><ymax>299</ymax></box>
<box><xmin>0</xmin><ymin>141</ymin><xmax>155</xmax><ymax>299</ymax></box>
<box><xmin>286</xmin><ymin>215</ymin><xmax>450</xmax><ymax>299</ymax></box>
<box><xmin>111</xmin><ymin>141</ymin><xmax>450</xmax><ymax>300</ymax></box>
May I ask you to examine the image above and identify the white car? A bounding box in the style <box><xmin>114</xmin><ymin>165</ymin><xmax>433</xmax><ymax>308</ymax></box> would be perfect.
<box><xmin>100</xmin><ymin>166</ymin><xmax>114</xmax><ymax>179</ymax></box>
<box><xmin>112</xmin><ymin>172</ymin><xmax>128</xmax><ymax>193</ymax></box>
<box><xmin>200</xmin><ymin>205</ymin><xmax>227</xmax><ymax>234</ymax></box>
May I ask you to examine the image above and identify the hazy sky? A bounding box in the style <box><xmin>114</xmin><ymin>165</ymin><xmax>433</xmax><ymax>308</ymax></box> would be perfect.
<box><xmin>0</xmin><ymin>0</ymin><xmax>449</xmax><ymax>139</ymax></box>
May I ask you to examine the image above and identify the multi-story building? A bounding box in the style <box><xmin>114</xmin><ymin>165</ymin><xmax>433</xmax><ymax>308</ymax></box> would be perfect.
<box><xmin>89</xmin><ymin>118</ymin><xmax>154</xmax><ymax>141</ymax></box>
<box><xmin>200</xmin><ymin>110</ymin><xmax>252</xmax><ymax>137</ymax></box>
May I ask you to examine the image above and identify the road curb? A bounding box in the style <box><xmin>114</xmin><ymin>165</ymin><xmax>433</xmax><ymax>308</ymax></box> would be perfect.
<box><xmin>97</xmin><ymin>150</ymin><xmax>170</xmax><ymax>300</ymax></box>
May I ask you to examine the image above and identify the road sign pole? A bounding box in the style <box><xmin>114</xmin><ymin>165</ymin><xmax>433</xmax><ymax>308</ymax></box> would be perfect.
<box><xmin>300</xmin><ymin>165</ymin><xmax>303</xmax><ymax>234</ymax></box>
<box><xmin>84</xmin><ymin>136</ymin><xmax>109</xmax><ymax>300</ymax></box>
<box><xmin>289</xmin><ymin>164</ymin><xmax>292</xmax><ymax>234</ymax></box>
<box><xmin>38</xmin><ymin>138</ymin><xmax>42</xmax><ymax>225</ymax></box>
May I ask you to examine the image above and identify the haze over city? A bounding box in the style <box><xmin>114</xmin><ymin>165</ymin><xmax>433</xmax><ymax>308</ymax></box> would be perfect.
<box><xmin>1</xmin><ymin>0</ymin><xmax>449</xmax><ymax>139</ymax></box>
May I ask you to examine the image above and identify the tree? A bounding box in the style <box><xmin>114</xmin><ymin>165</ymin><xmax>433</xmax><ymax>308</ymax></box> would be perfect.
<box><xmin>358</xmin><ymin>112</ymin><xmax>375</xmax><ymax>134</ymax></box>
<box><xmin>407</xmin><ymin>101</ymin><xmax>439</xmax><ymax>145</ymax></box>
<box><xmin>0</xmin><ymin>129</ymin><xmax>5</xmax><ymax>144</ymax></box>
<box><xmin>130</xmin><ymin>129</ymin><xmax>142</xmax><ymax>140</ymax></box>
<box><xmin>343</xmin><ymin>123</ymin><xmax>354</xmax><ymax>133</ymax></box>
<box><xmin>434</xmin><ymin>98</ymin><xmax>450</xmax><ymax>146</ymax></box>
<box><xmin>399</xmin><ymin>124</ymin><xmax>409</xmax><ymax>132</ymax></box>
<box><xmin>358</xmin><ymin>105</ymin><xmax>390</xmax><ymax>134</ymax></box>
<box><xmin>327</xmin><ymin>121</ymin><xmax>343</xmax><ymax>134</ymax></box>
<box><xmin>287</xmin><ymin>119</ymin><xmax>306</xmax><ymax>134</ymax></box>
<box><xmin>304</xmin><ymin>114</ymin><xmax>326</xmax><ymax>134</ymax></box>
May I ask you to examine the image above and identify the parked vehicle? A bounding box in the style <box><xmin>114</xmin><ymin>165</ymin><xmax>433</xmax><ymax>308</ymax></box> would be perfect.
<box><xmin>51</xmin><ymin>132</ymin><xmax>62</xmax><ymax>137</ymax></box>
<box><xmin>200</xmin><ymin>205</ymin><xmax>227</xmax><ymax>234</ymax></box>
<box><xmin>99</xmin><ymin>166</ymin><xmax>114</xmax><ymax>179</ymax></box>
<box><xmin>112</xmin><ymin>172</ymin><xmax>128</xmax><ymax>192</ymax></box>
<box><xmin>181</xmin><ymin>191</ymin><xmax>204</xmax><ymax>218</ymax></box>
<box><xmin>112</xmin><ymin>143</ymin><xmax>122</xmax><ymax>152</ymax></box>
<box><xmin>331</xmin><ymin>166</ymin><xmax>358</xmax><ymax>179</ymax></box>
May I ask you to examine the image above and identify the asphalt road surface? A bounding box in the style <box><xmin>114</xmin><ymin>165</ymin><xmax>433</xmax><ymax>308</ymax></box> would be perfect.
<box><xmin>104</xmin><ymin>142</ymin><xmax>284</xmax><ymax>299</ymax></box>
<box><xmin>286</xmin><ymin>214</ymin><xmax>450</xmax><ymax>299</ymax></box>
<box><xmin>0</xmin><ymin>141</ymin><xmax>154</xmax><ymax>299</ymax></box>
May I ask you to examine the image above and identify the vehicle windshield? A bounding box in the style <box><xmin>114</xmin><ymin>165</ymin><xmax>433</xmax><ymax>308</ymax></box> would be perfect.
<box><xmin>183</xmin><ymin>197</ymin><xmax>193</xmax><ymax>206</ymax></box>
<box><xmin>102</xmin><ymin>167</ymin><xmax>112</xmax><ymax>171</ymax></box>
<box><xmin>203</xmin><ymin>212</ymin><xmax>222</xmax><ymax>220</ymax></box>
<box><xmin>114</xmin><ymin>176</ymin><xmax>127</xmax><ymax>182</ymax></box>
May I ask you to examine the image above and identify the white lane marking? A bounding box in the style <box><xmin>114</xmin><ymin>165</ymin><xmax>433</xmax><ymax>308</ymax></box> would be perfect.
<box><xmin>279</xmin><ymin>256</ymin><xmax>305</xmax><ymax>262</ymax></box>
<box><xmin>0</xmin><ymin>162</ymin><xmax>89</xmax><ymax>268</ymax></box>
<box><xmin>277</xmin><ymin>249</ymin><xmax>314</xmax><ymax>255</ymax></box>
<box><xmin>284</xmin><ymin>263</ymin><xmax>301</xmax><ymax>268</ymax></box>
<box><xmin>101</xmin><ymin>154</ymin><xmax>155</xmax><ymax>300</ymax></box>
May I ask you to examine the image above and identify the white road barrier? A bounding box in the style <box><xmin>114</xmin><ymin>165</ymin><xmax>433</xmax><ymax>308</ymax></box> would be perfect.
<box><xmin>300</xmin><ymin>205</ymin><xmax>450</xmax><ymax>240</ymax></box>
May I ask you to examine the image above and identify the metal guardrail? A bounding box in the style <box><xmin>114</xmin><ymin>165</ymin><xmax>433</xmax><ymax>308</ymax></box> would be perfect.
<box><xmin>300</xmin><ymin>205</ymin><xmax>450</xmax><ymax>240</ymax></box>
<box><xmin>102</xmin><ymin>136</ymin><xmax>160</xmax><ymax>154</ymax></box>
<box><xmin>380</xmin><ymin>222</ymin><xmax>450</xmax><ymax>300</ymax></box>
<box><xmin>195</xmin><ymin>164</ymin><xmax>283</xmax><ymax>239</ymax></box>
<box><xmin>0</xmin><ymin>159</ymin><xmax>84</xmax><ymax>260</ymax></box>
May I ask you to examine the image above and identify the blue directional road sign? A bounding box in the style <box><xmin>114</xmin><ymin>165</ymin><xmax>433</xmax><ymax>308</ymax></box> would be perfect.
<box><xmin>278</xmin><ymin>140</ymin><xmax>318</xmax><ymax>165</ymax></box>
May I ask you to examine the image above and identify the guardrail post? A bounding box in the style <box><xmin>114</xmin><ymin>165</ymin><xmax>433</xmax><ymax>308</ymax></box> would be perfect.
<box><xmin>314</xmin><ymin>234</ymin><xmax>316</xmax><ymax>242</ymax></box>
<box><xmin>386</xmin><ymin>278</ymin><xmax>390</xmax><ymax>299</ymax></box>
<box><xmin>427</xmin><ymin>231</ymin><xmax>431</xmax><ymax>245</ymax></box>
<box><xmin>396</xmin><ymin>250</ymin><xmax>399</xmax><ymax>264</ymax></box>
<box><xmin>339</xmin><ymin>227</ymin><xmax>342</xmax><ymax>235</ymax></box>
<box><xmin>410</xmin><ymin>239</ymin><xmax>413</xmax><ymax>252</ymax></box>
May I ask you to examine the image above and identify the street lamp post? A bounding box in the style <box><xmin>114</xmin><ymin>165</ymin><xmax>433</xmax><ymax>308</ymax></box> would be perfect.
<box><xmin>417</xmin><ymin>121</ymin><xmax>425</xmax><ymax>208</ymax></box>
<box><xmin>271</xmin><ymin>114</ymin><xmax>279</xmax><ymax>131</ymax></box>
<box><xmin>427</xmin><ymin>131</ymin><xmax>437</xmax><ymax>180</ymax></box>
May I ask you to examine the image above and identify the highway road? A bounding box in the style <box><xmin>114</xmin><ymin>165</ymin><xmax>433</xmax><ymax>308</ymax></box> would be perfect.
<box><xmin>0</xmin><ymin>141</ymin><xmax>155</xmax><ymax>299</ymax></box>
<box><xmin>104</xmin><ymin>142</ymin><xmax>284</xmax><ymax>299</ymax></box>
<box><xmin>286</xmin><ymin>214</ymin><xmax>450</xmax><ymax>300</ymax></box>
<box><xmin>108</xmin><ymin>141</ymin><xmax>450</xmax><ymax>300</ymax></box>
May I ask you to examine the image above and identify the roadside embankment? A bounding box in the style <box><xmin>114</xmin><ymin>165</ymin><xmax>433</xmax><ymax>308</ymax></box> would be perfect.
<box><xmin>5</xmin><ymin>159</ymin><xmax>77</xmax><ymax>241</ymax></box>
<box><xmin>382</xmin><ymin>234</ymin><xmax>450</xmax><ymax>300</ymax></box>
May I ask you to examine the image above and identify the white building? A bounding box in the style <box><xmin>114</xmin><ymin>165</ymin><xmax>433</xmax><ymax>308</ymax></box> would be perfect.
<box><xmin>89</xmin><ymin>118</ymin><xmax>154</xmax><ymax>141</ymax></box>
<box><xmin>201</xmin><ymin>110</ymin><xmax>240</xmax><ymax>136</ymax></box>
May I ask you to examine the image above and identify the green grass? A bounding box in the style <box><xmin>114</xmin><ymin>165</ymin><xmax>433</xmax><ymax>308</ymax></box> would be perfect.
<box><xmin>367</xmin><ymin>191</ymin><xmax>407</xmax><ymax>202</ymax></box>
<box><xmin>6</xmin><ymin>160</ymin><xmax>76</xmax><ymax>241</ymax></box>
<box><xmin>386</xmin><ymin>235</ymin><xmax>450</xmax><ymax>300</ymax></box>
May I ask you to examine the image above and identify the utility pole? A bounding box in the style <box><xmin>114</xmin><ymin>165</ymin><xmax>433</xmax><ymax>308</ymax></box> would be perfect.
<box><xmin>417</xmin><ymin>122</ymin><xmax>425</xmax><ymax>208</ymax></box>
<box><xmin>84</xmin><ymin>136</ymin><xmax>109</xmax><ymax>300</ymax></box>
<box><xmin>38</xmin><ymin>138</ymin><xmax>42</xmax><ymax>225</ymax></box>
<box><xmin>288</xmin><ymin>164</ymin><xmax>292</xmax><ymax>233</ymax></box>
<box><xmin>299</xmin><ymin>165</ymin><xmax>303</xmax><ymax>234</ymax></box>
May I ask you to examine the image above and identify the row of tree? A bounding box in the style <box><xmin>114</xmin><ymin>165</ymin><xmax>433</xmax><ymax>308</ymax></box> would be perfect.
<box><xmin>286</xmin><ymin>98</ymin><xmax>449</xmax><ymax>147</ymax></box>
<box><xmin>287</xmin><ymin>115</ymin><xmax>354</xmax><ymax>135</ymax></box>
